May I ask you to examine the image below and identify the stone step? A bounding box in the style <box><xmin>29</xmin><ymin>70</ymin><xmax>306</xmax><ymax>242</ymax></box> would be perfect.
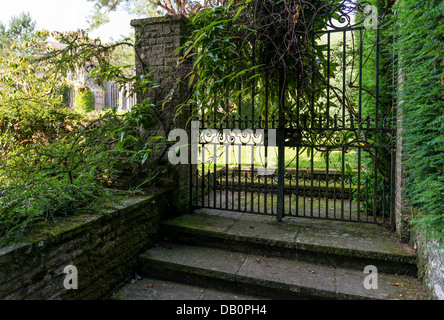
<box><xmin>114</xmin><ymin>277</ymin><xmax>266</xmax><ymax>300</ymax></box>
<box><xmin>197</xmin><ymin>179</ymin><xmax>355</xmax><ymax>200</ymax></box>
<box><xmin>160</xmin><ymin>209</ymin><xmax>418</xmax><ymax>276</ymax></box>
<box><xmin>138</xmin><ymin>243</ymin><xmax>428</xmax><ymax>300</ymax></box>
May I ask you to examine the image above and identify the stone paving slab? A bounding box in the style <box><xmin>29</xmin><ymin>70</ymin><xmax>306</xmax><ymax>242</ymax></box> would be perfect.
<box><xmin>137</xmin><ymin>243</ymin><xmax>429</xmax><ymax>300</ymax></box>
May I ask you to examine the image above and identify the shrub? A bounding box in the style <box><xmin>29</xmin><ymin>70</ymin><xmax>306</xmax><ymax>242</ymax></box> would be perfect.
<box><xmin>73</xmin><ymin>87</ymin><xmax>95</xmax><ymax>113</ymax></box>
<box><xmin>0</xmin><ymin>109</ymin><xmax>126</xmax><ymax>245</ymax></box>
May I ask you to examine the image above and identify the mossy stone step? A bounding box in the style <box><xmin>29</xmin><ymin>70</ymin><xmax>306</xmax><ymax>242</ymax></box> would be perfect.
<box><xmin>160</xmin><ymin>209</ymin><xmax>418</xmax><ymax>276</ymax></box>
<box><xmin>138</xmin><ymin>243</ymin><xmax>429</xmax><ymax>300</ymax></box>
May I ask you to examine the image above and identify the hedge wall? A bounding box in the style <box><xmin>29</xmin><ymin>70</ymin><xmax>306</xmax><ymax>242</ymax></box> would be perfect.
<box><xmin>392</xmin><ymin>0</ymin><xmax>444</xmax><ymax>242</ymax></box>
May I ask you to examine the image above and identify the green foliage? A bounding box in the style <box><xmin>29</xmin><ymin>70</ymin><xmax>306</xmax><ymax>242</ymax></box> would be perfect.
<box><xmin>114</xmin><ymin>97</ymin><xmax>169</xmax><ymax>187</ymax></box>
<box><xmin>0</xmin><ymin>23</ymin><xmax>7</xmax><ymax>52</ymax></box>
<box><xmin>36</xmin><ymin>30</ymin><xmax>137</xmax><ymax>88</ymax></box>
<box><xmin>74</xmin><ymin>87</ymin><xmax>96</xmax><ymax>113</ymax></box>
<box><xmin>0</xmin><ymin>32</ymin><xmax>167</xmax><ymax>247</ymax></box>
<box><xmin>108</xmin><ymin>39</ymin><xmax>136</xmax><ymax>77</ymax></box>
<box><xmin>0</xmin><ymin>12</ymin><xmax>37</xmax><ymax>57</ymax></box>
<box><xmin>0</xmin><ymin>170</ymin><xmax>113</xmax><ymax>246</ymax></box>
<box><xmin>0</xmin><ymin>52</ymin><xmax>75</xmax><ymax>156</ymax></box>
<box><xmin>358</xmin><ymin>0</ymin><xmax>394</xmax><ymax>124</ymax></box>
<box><xmin>0</xmin><ymin>51</ymin><xmax>123</xmax><ymax>245</ymax></box>
<box><xmin>0</xmin><ymin>111</ymin><xmax>130</xmax><ymax>246</ymax></box>
<box><xmin>6</xmin><ymin>12</ymin><xmax>36</xmax><ymax>42</ymax></box>
<box><xmin>391</xmin><ymin>0</ymin><xmax>444</xmax><ymax>242</ymax></box>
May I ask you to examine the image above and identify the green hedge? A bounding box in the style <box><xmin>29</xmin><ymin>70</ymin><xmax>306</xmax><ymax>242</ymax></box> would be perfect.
<box><xmin>392</xmin><ymin>0</ymin><xmax>444</xmax><ymax>241</ymax></box>
<box><xmin>74</xmin><ymin>87</ymin><xmax>95</xmax><ymax>113</ymax></box>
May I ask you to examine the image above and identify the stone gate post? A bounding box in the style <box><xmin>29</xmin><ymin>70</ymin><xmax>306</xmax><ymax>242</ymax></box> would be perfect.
<box><xmin>131</xmin><ymin>15</ymin><xmax>192</xmax><ymax>215</ymax></box>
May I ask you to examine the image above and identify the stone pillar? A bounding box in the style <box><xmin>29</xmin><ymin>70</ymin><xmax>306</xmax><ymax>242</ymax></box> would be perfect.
<box><xmin>131</xmin><ymin>15</ymin><xmax>189</xmax><ymax>105</ymax></box>
<box><xmin>394</xmin><ymin>119</ymin><xmax>414</xmax><ymax>243</ymax></box>
<box><xmin>131</xmin><ymin>15</ymin><xmax>192</xmax><ymax>216</ymax></box>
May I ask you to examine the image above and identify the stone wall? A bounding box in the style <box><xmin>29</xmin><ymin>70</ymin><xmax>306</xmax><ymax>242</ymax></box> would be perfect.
<box><xmin>393</xmin><ymin>60</ymin><xmax>414</xmax><ymax>244</ymax></box>
<box><xmin>413</xmin><ymin>231</ymin><xmax>444</xmax><ymax>300</ymax></box>
<box><xmin>394</xmin><ymin>122</ymin><xmax>413</xmax><ymax>243</ymax></box>
<box><xmin>0</xmin><ymin>190</ymin><xmax>171</xmax><ymax>300</ymax></box>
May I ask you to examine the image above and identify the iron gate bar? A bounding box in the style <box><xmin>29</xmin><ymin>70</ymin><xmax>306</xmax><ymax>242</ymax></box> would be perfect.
<box><xmin>276</xmin><ymin>66</ymin><xmax>286</xmax><ymax>222</ymax></box>
<box><xmin>375</xmin><ymin>26</ymin><xmax>380</xmax><ymax>128</ymax></box>
<box><xmin>238</xmin><ymin>85</ymin><xmax>242</xmax><ymax>211</ymax></box>
<box><xmin>264</xmin><ymin>65</ymin><xmax>269</xmax><ymax>215</ymax></box>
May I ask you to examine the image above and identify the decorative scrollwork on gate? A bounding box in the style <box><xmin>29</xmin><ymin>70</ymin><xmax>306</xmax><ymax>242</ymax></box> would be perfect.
<box><xmin>323</xmin><ymin>0</ymin><xmax>376</xmax><ymax>30</ymax></box>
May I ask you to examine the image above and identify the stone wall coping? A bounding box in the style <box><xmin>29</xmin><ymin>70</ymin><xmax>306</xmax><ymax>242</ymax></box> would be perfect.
<box><xmin>130</xmin><ymin>14</ymin><xmax>188</xmax><ymax>27</ymax></box>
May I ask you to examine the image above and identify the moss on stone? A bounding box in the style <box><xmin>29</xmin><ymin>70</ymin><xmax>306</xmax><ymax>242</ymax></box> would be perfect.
<box><xmin>20</xmin><ymin>195</ymin><xmax>155</xmax><ymax>245</ymax></box>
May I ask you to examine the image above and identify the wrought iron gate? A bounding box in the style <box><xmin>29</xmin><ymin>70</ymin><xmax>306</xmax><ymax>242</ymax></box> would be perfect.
<box><xmin>190</xmin><ymin>1</ymin><xmax>395</xmax><ymax>224</ymax></box>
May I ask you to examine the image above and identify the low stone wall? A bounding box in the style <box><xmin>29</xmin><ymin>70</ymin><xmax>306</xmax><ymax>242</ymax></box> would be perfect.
<box><xmin>413</xmin><ymin>230</ymin><xmax>444</xmax><ymax>300</ymax></box>
<box><xmin>0</xmin><ymin>190</ymin><xmax>172</xmax><ymax>300</ymax></box>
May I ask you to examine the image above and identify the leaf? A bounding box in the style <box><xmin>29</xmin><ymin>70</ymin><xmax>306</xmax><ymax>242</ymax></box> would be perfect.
<box><xmin>184</xmin><ymin>44</ymin><xmax>194</xmax><ymax>58</ymax></box>
<box><xmin>233</xmin><ymin>6</ymin><xmax>245</xmax><ymax>21</ymax></box>
<box><xmin>184</xmin><ymin>52</ymin><xmax>198</xmax><ymax>59</ymax></box>
<box><xmin>194</xmin><ymin>32</ymin><xmax>206</xmax><ymax>44</ymax></box>
<box><xmin>141</xmin><ymin>151</ymin><xmax>151</xmax><ymax>165</ymax></box>
<box><xmin>189</xmin><ymin>74</ymin><xmax>195</xmax><ymax>87</ymax></box>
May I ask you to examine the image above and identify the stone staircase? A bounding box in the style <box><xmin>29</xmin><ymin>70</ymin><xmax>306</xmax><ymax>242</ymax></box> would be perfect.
<box><xmin>117</xmin><ymin>208</ymin><xmax>430</xmax><ymax>300</ymax></box>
